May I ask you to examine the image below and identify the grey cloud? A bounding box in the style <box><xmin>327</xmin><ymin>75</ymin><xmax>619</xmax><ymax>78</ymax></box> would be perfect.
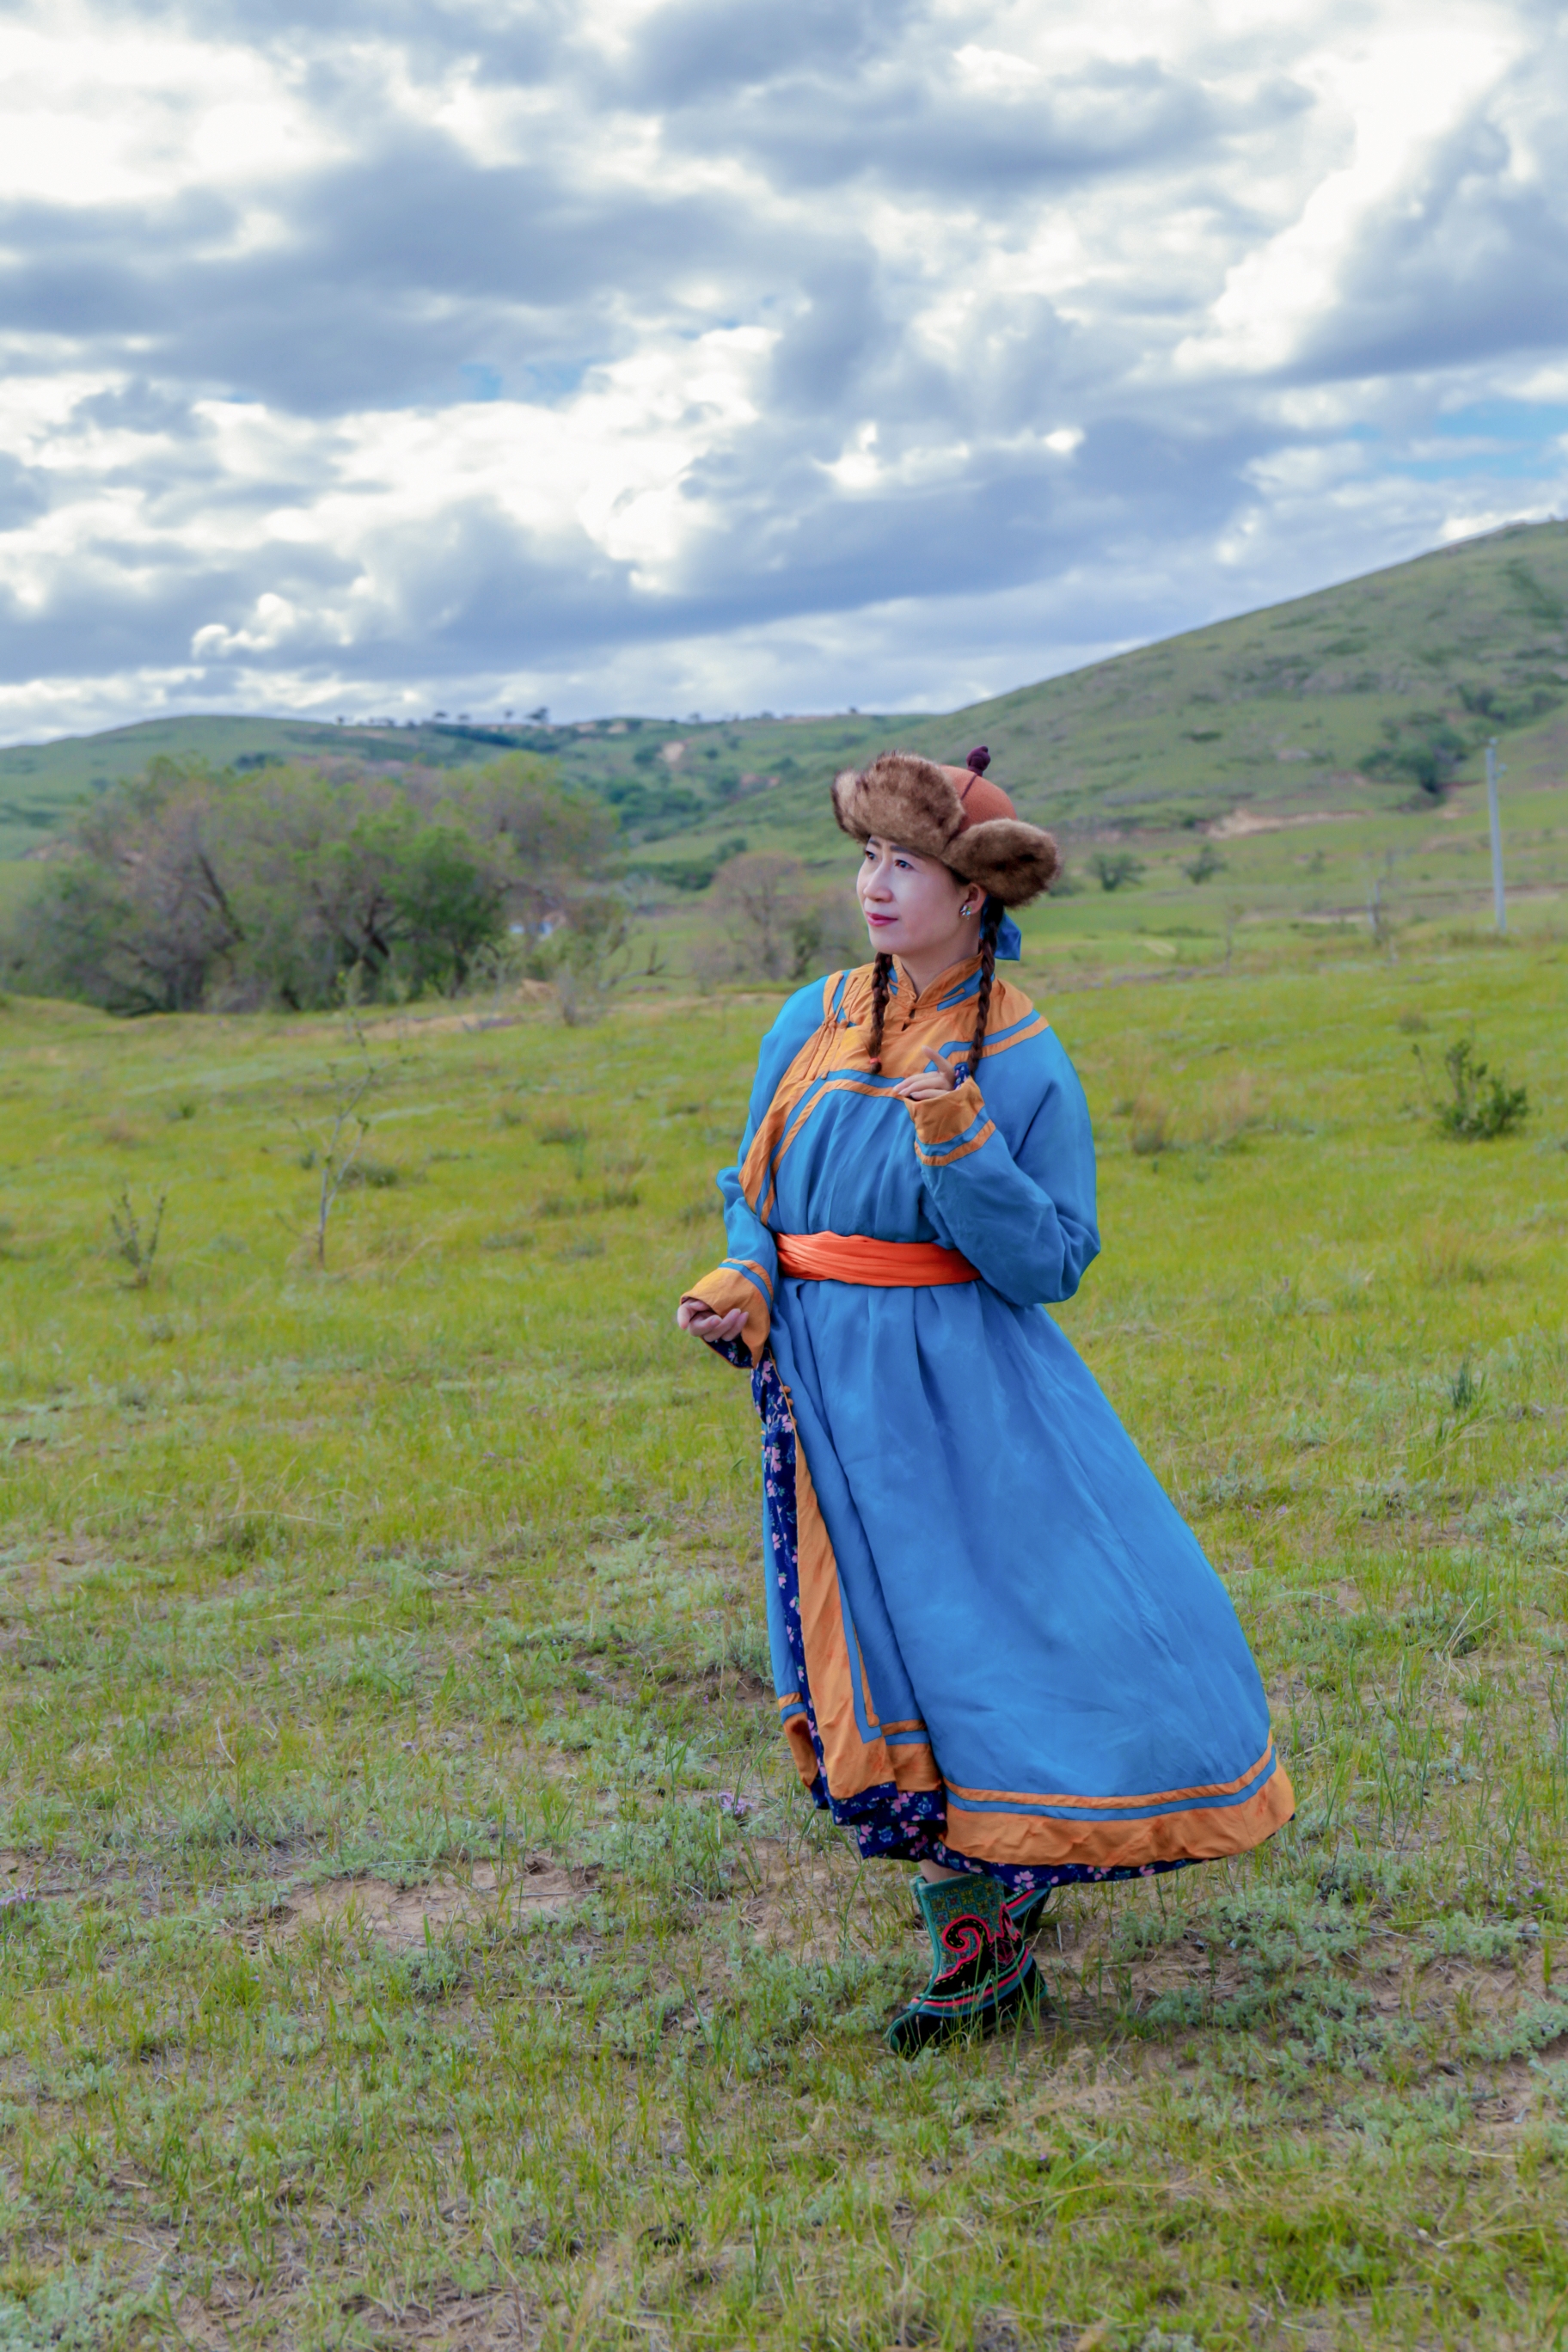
<box><xmin>669</xmin><ymin>411</ymin><xmax>1263</xmax><ymax>623</ymax></box>
<box><xmin>616</xmin><ymin>0</ymin><xmax>916</xmax><ymax>107</ymax></box>
<box><xmin>0</xmin><ymin>397</ymin><xmax>1263</xmax><ymax>688</ymax></box>
<box><xmin>72</xmin><ymin>379</ymin><xmax>201</xmax><ymax>435</ymax></box>
<box><xmin>0</xmin><ymin>133</ymin><xmax>776</xmax><ymax>414</ymax></box>
<box><xmin>0</xmin><ymin>191</ymin><xmax>239</xmax><ymax>342</ymax></box>
<box><xmin>0</xmin><ymin>456</ymin><xmax>49</xmax><ymax>533</ymax></box>
<box><xmin>706</xmin><ymin>60</ymin><xmax>1223</xmax><ymax>201</ymax></box>
<box><xmin>0</xmin><ymin>523</ymin><xmax>359</xmax><ymax>683</ymax></box>
<box><xmin>766</xmin><ymin>254</ymin><xmax>894</xmax><ymax>416</ymax></box>
<box><xmin>132</xmin><ymin>0</ymin><xmax>573</xmax><ymax>63</ymax></box>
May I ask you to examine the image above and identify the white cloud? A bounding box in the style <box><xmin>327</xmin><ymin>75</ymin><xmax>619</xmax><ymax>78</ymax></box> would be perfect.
<box><xmin>1177</xmin><ymin>15</ymin><xmax>1523</xmax><ymax>377</ymax></box>
<box><xmin>0</xmin><ymin>0</ymin><xmax>1565</xmax><ymax>741</ymax></box>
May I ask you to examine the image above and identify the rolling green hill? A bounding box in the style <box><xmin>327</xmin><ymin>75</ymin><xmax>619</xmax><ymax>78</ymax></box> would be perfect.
<box><xmin>0</xmin><ymin>713</ymin><xmax>505</xmax><ymax>862</ymax></box>
<box><xmin>3</xmin><ymin>518</ymin><xmax>1567</xmax><ymax>881</ymax></box>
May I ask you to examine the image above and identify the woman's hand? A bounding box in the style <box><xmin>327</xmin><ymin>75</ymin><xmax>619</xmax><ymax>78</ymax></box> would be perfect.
<box><xmin>893</xmin><ymin>1046</ymin><xmax>965</xmax><ymax>1104</ymax></box>
<box><xmin>676</xmin><ymin>1297</ymin><xmax>748</xmax><ymax>1343</ymax></box>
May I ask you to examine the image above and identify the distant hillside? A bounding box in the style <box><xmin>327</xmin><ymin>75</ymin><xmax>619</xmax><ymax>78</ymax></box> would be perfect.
<box><xmin>4</xmin><ymin>518</ymin><xmax>1566</xmax><ymax>867</ymax></box>
<box><xmin>910</xmin><ymin>515</ymin><xmax>1568</xmax><ymax>838</ymax></box>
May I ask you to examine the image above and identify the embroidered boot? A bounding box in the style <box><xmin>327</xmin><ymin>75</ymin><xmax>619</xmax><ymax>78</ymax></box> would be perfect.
<box><xmin>1007</xmin><ymin>1883</ymin><xmax>1056</xmax><ymax>1939</ymax></box>
<box><xmin>885</xmin><ymin>1873</ymin><xmax>1043</xmax><ymax>2055</ymax></box>
<box><xmin>910</xmin><ymin>1872</ymin><xmax>1054</xmax><ymax>1940</ymax></box>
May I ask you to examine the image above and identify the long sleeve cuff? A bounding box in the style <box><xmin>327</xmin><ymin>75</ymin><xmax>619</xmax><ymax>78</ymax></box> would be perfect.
<box><xmin>907</xmin><ymin>1077</ymin><xmax>996</xmax><ymax>1168</ymax></box>
<box><xmin>681</xmin><ymin>1258</ymin><xmax>773</xmax><ymax>1365</ymax></box>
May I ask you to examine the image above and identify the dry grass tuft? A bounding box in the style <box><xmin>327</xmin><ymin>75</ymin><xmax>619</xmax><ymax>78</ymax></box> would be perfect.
<box><xmin>1417</xmin><ymin>1217</ymin><xmax>1498</xmax><ymax>1286</ymax></box>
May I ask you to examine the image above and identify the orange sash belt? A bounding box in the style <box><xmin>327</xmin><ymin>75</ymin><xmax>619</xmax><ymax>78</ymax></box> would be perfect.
<box><xmin>775</xmin><ymin>1232</ymin><xmax>978</xmax><ymax>1287</ymax></box>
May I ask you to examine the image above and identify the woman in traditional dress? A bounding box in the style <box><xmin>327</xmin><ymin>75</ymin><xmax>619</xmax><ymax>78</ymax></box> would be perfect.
<box><xmin>677</xmin><ymin>748</ymin><xmax>1294</xmax><ymax>2053</ymax></box>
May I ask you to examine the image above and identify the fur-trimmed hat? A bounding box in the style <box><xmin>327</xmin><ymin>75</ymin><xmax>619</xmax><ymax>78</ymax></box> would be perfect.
<box><xmin>832</xmin><ymin>746</ymin><xmax>1059</xmax><ymax>907</ymax></box>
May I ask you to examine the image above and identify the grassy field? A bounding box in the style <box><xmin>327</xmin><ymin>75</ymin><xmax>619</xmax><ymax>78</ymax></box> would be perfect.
<box><xmin>1</xmin><ymin>918</ymin><xmax>1566</xmax><ymax>2350</ymax></box>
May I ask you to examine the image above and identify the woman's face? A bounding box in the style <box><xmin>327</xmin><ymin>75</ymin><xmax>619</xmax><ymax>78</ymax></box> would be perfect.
<box><xmin>855</xmin><ymin>836</ymin><xmax>975</xmax><ymax>964</ymax></box>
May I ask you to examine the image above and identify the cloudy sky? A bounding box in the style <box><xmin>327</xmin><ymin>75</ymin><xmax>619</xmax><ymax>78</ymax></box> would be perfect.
<box><xmin>2</xmin><ymin>0</ymin><xmax>1566</xmax><ymax>741</ymax></box>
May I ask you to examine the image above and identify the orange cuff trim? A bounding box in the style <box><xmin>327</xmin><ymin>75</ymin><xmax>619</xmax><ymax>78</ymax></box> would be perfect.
<box><xmin>683</xmin><ymin>1263</ymin><xmax>771</xmax><ymax>1364</ymax></box>
<box><xmin>915</xmin><ymin>1120</ymin><xmax>995</xmax><ymax>1169</ymax></box>
<box><xmin>908</xmin><ymin>1076</ymin><xmax>986</xmax><ymax>1149</ymax></box>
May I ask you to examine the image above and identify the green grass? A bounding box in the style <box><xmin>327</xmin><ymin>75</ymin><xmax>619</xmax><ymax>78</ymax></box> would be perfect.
<box><xmin>1</xmin><ymin>931</ymin><xmax>1567</xmax><ymax>2349</ymax></box>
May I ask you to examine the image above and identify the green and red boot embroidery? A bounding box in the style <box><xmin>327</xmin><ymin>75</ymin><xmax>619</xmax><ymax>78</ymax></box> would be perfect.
<box><xmin>1006</xmin><ymin>1884</ymin><xmax>1055</xmax><ymax>1939</ymax></box>
<box><xmin>886</xmin><ymin>1873</ymin><xmax>1044</xmax><ymax>2055</ymax></box>
<box><xmin>910</xmin><ymin>1873</ymin><xmax>1054</xmax><ymax>1940</ymax></box>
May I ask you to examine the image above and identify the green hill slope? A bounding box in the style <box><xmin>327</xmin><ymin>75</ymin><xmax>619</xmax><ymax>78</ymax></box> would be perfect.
<box><xmin>4</xmin><ymin>518</ymin><xmax>1567</xmax><ymax>874</ymax></box>
<box><xmin>916</xmin><ymin>514</ymin><xmax>1568</xmax><ymax>834</ymax></box>
<box><xmin>595</xmin><ymin>514</ymin><xmax>1568</xmax><ymax>870</ymax></box>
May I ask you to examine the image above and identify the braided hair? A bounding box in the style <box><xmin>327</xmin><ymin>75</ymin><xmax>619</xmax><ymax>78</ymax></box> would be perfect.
<box><xmin>965</xmin><ymin>897</ymin><xmax>1002</xmax><ymax>1081</ymax></box>
<box><xmin>865</xmin><ymin>951</ymin><xmax>895</xmax><ymax>1072</ymax></box>
<box><xmin>865</xmin><ymin>897</ymin><xmax>1001</xmax><ymax>1077</ymax></box>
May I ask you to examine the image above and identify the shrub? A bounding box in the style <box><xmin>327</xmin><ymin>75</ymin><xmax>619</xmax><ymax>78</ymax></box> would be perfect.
<box><xmin>1419</xmin><ymin>1038</ymin><xmax>1528</xmax><ymax>1139</ymax></box>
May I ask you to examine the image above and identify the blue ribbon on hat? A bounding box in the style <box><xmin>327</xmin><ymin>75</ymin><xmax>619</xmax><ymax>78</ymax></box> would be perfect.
<box><xmin>995</xmin><ymin>911</ymin><xmax>1022</xmax><ymax>960</ymax></box>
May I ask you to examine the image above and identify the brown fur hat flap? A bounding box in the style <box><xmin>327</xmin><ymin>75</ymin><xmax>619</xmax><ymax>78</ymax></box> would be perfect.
<box><xmin>946</xmin><ymin>817</ymin><xmax>1060</xmax><ymax>906</ymax></box>
<box><xmin>834</xmin><ymin>750</ymin><xmax>1059</xmax><ymax>908</ymax></box>
<box><xmin>832</xmin><ymin>753</ymin><xmax>965</xmax><ymax>864</ymax></box>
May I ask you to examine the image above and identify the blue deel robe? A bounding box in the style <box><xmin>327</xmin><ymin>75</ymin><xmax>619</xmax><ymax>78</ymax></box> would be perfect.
<box><xmin>686</xmin><ymin>953</ymin><xmax>1294</xmax><ymax>1889</ymax></box>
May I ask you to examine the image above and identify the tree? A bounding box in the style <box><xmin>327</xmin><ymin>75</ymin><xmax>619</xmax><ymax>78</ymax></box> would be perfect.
<box><xmin>390</xmin><ymin>822</ymin><xmax>505</xmax><ymax>994</ymax></box>
<box><xmin>712</xmin><ymin>853</ymin><xmax>807</xmax><ymax>978</ymax></box>
<box><xmin>458</xmin><ymin>753</ymin><xmax>615</xmax><ymax>932</ymax></box>
<box><xmin>8</xmin><ymin>762</ymin><xmax>245</xmax><ymax>1014</ymax></box>
<box><xmin>1087</xmin><ymin>849</ymin><xmax>1144</xmax><ymax>892</ymax></box>
<box><xmin>1363</xmin><ymin>714</ymin><xmax>1467</xmax><ymax>803</ymax></box>
<box><xmin>1184</xmin><ymin>842</ymin><xmax>1226</xmax><ymax>883</ymax></box>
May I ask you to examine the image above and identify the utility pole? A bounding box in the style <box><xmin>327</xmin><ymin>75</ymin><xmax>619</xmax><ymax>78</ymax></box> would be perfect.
<box><xmin>1485</xmin><ymin>738</ymin><xmax>1507</xmax><ymax>934</ymax></box>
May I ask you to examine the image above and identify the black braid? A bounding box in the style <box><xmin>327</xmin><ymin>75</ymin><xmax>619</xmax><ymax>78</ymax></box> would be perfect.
<box><xmin>967</xmin><ymin>900</ymin><xmax>1002</xmax><ymax>1081</ymax></box>
<box><xmin>866</xmin><ymin>951</ymin><xmax>895</xmax><ymax>1071</ymax></box>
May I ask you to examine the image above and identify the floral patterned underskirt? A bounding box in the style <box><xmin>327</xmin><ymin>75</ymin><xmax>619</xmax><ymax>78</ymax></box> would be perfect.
<box><xmin>743</xmin><ymin>1344</ymin><xmax>1193</xmax><ymax>1895</ymax></box>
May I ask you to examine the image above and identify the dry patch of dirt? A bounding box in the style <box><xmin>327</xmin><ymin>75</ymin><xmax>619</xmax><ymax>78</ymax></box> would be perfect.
<box><xmin>377</xmin><ymin>2284</ymin><xmax>542</xmax><ymax>2348</ymax></box>
<box><xmin>1210</xmin><ymin>805</ymin><xmax>1365</xmax><ymax>839</ymax></box>
<box><xmin>361</xmin><ymin>985</ymin><xmax>555</xmax><ymax>1043</ymax></box>
<box><xmin>736</xmin><ymin>1835</ymin><xmax>905</xmax><ymax>1964</ymax></box>
<box><xmin>0</xmin><ymin>1849</ymin><xmax>56</xmax><ymax>1907</ymax></box>
<box><xmin>270</xmin><ymin>1862</ymin><xmax>581</xmax><ymax>1951</ymax></box>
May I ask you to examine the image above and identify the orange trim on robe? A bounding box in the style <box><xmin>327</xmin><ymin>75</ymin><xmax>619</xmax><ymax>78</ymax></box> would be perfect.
<box><xmin>943</xmin><ymin>1761</ymin><xmax>1297</xmax><ymax>1872</ymax></box>
<box><xmin>944</xmin><ymin>1746</ymin><xmax>1284</xmax><ymax>1812</ymax></box>
<box><xmin>787</xmin><ymin>1389</ymin><xmax>940</xmax><ymax>1806</ymax></box>
<box><xmin>782</xmin><ymin>1716</ymin><xmax>819</xmax><ymax>1790</ymax></box>
<box><xmin>738</xmin><ymin>963</ymin><xmax>1047</xmax><ymax>1225</ymax></box>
